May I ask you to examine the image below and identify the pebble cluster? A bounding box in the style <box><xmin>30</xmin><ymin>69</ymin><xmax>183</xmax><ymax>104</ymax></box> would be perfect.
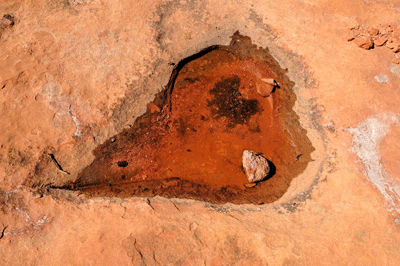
<box><xmin>348</xmin><ymin>24</ymin><xmax>400</xmax><ymax>64</ymax></box>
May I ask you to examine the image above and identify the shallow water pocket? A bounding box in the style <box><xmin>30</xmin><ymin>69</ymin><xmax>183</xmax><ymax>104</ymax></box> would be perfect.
<box><xmin>61</xmin><ymin>32</ymin><xmax>314</xmax><ymax>204</ymax></box>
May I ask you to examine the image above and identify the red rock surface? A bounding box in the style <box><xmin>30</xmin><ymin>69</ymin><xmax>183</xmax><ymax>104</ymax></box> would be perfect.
<box><xmin>1</xmin><ymin>0</ymin><xmax>400</xmax><ymax>265</ymax></box>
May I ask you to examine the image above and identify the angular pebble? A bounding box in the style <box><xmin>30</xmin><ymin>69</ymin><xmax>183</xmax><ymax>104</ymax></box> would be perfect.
<box><xmin>242</xmin><ymin>150</ymin><xmax>270</xmax><ymax>183</ymax></box>
<box><xmin>374</xmin><ymin>36</ymin><xmax>388</xmax><ymax>47</ymax></box>
<box><xmin>386</xmin><ymin>41</ymin><xmax>400</xmax><ymax>52</ymax></box>
<box><xmin>147</xmin><ymin>102</ymin><xmax>161</xmax><ymax>113</ymax></box>
<box><xmin>244</xmin><ymin>182</ymin><xmax>257</xmax><ymax>188</ymax></box>
<box><xmin>257</xmin><ymin>78</ymin><xmax>278</xmax><ymax>97</ymax></box>
<box><xmin>354</xmin><ymin>36</ymin><xmax>373</xmax><ymax>50</ymax></box>
<box><xmin>368</xmin><ymin>27</ymin><xmax>379</xmax><ymax>36</ymax></box>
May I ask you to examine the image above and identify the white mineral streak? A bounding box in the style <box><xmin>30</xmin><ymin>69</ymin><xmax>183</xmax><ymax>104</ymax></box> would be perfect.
<box><xmin>242</xmin><ymin>150</ymin><xmax>270</xmax><ymax>183</ymax></box>
<box><xmin>348</xmin><ymin>114</ymin><xmax>400</xmax><ymax>215</ymax></box>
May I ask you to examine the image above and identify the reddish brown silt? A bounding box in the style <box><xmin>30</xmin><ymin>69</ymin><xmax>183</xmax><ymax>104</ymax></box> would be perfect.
<box><xmin>68</xmin><ymin>32</ymin><xmax>314</xmax><ymax>204</ymax></box>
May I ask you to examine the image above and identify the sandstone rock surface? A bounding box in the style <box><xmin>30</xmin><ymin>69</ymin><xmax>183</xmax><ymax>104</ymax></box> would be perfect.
<box><xmin>1</xmin><ymin>0</ymin><xmax>400</xmax><ymax>265</ymax></box>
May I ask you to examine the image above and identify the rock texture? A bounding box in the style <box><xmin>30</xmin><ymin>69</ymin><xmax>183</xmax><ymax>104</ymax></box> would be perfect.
<box><xmin>1</xmin><ymin>0</ymin><xmax>400</xmax><ymax>265</ymax></box>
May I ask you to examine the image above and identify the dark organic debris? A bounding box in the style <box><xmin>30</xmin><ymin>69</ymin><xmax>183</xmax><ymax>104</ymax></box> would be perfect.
<box><xmin>207</xmin><ymin>76</ymin><xmax>260</xmax><ymax>128</ymax></box>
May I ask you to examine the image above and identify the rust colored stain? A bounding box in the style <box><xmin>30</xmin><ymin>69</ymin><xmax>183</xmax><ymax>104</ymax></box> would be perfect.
<box><xmin>65</xmin><ymin>32</ymin><xmax>314</xmax><ymax>204</ymax></box>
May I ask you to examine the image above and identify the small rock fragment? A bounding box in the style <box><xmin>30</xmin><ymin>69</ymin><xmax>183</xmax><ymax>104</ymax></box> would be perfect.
<box><xmin>257</xmin><ymin>78</ymin><xmax>278</xmax><ymax>97</ymax></box>
<box><xmin>374</xmin><ymin>36</ymin><xmax>388</xmax><ymax>47</ymax></box>
<box><xmin>386</xmin><ymin>41</ymin><xmax>400</xmax><ymax>53</ymax></box>
<box><xmin>392</xmin><ymin>58</ymin><xmax>400</xmax><ymax>64</ymax></box>
<box><xmin>347</xmin><ymin>28</ymin><xmax>360</xmax><ymax>41</ymax></box>
<box><xmin>261</xmin><ymin>78</ymin><xmax>278</xmax><ymax>86</ymax></box>
<box><xmin>256</xmin><ymin>84</ymin><xmax>274</xmax><ymax>97</ymax></box>
<box><xmin>368</xmin><ymin>27</ymin><xmax>379</xmax><ymax>36</ymax></box>
<box><xmin>0</xmin><ymin>14</ymin><xmax>15</xmax><ymax>29</ymax></box>
<box><xmin>147</xmin><ymin>102</ymin><xmax>161</xmax><ymax>113</ymax></box>
<box><xmin>354</xmin><ymin>36</ymin><xmax>374</xmax><ymax>50</ymax></box>
<box><xmin>242</xmin><ymin>150</ymin><xmax>270</xmax><ymax>183</ymax></box>
<box><xmin>244</xmin><ymin>182</ymin><xmax>257</xmax><ymax>188</ymax></box>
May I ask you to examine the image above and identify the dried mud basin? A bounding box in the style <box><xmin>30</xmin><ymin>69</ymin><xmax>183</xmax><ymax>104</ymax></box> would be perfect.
<box><xmin>32</xmin><ymin>32</ymin><xmax>314</xmax><ymax>204</ymax></box>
